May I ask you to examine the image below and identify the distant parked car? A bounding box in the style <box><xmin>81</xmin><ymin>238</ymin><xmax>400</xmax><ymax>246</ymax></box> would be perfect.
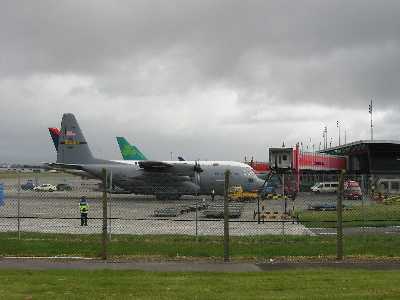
<box><xmin>344</xmin><ymin>180</ymin><xmax>362</xmax><ymax>200</ymax></box>
<box><xmin>308</xmin><ymin>203</ymin><xmax>349</xmax><ymax>211</ymax></box>
<box><xmin>21</xmin><ymin>180</ymin><xmax>35</xmax><ymax>190</ymax></box>
<box><xmin>344</xmin><ymin>186</ymin><xmax>362</xmax><ymax>200</ymax></box>
<box><xmin>33</xmin><ymin>184</ymin><xmax>57</xmax><ymax>192</ymax></box>
<box><xmin>56</xmin><ymin>183</ymin><xmax>72</xmax><ymax>191</ymax></box>
<box><xmin>308</xmin><ymin>203</ymin><xmax>337</xmax><ymax>211</ymax></box>
<box><xmin>311</xmin><ymin>182</ymin><xmax>339</xmax><ymax>193</ymax></box>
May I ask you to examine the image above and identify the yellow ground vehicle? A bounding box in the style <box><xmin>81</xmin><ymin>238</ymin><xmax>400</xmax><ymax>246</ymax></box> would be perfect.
<box><xmin>229</xmin><ymin>185</ymin><xmax>258</xmax><ymax>201</ymax></box>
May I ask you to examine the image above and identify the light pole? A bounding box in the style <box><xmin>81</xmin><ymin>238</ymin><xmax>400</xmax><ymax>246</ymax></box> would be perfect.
<box><xmin>323</xmin><ymin>126</ymin><xmax>328</xmax><ymax>149</ymax></box>
<box><xmin>312</xmin><ymin>144</ymin><xmax>315</xmax><ymax>171</ymax></box>
<box><xmin>369</xmin><ymin>100</ymin><xmax>373</xmax><ymax>140</ymax></box>
<box><xmin>336</xmin><ymin>121</ymin><xmax>341</xmax><ymax>146</ymax></box>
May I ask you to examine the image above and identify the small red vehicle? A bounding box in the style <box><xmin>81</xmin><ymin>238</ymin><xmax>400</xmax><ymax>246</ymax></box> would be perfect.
<box><xmin>344</xmin><ymin>180</ymin><xmax>362</xmax><ymax>200</ymax></box>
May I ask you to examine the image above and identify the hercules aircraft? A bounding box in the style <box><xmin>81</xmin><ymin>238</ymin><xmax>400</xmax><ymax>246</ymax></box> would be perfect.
<box><xmin>49</xmin><ymin>113</ymin><xmax>264</xmax><ymax>199</ymax></box>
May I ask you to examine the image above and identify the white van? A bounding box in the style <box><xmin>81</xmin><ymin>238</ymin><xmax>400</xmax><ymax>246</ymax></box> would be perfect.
<box><xmin>376</xmin><ymin>178</ymin><xmax>400</xmax><ymax>194</ymax></box>
<box><xmin>311</xmin><ymin>182</ymin><xmax>339</xmax><ymax>193</ymax></box>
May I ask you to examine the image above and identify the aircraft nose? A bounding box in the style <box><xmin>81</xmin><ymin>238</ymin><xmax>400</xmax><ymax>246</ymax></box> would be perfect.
<box><xmin>255</xmin><ymin>178</ymin><xmax>265</xmax><ymax>191</ymax></box>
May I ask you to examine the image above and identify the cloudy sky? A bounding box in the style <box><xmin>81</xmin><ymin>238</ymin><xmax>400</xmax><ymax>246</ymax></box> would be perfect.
<box><xmin>1</xmin><ymin>0</ymin><xmax>399</xmax><ymax>163</ymax></box>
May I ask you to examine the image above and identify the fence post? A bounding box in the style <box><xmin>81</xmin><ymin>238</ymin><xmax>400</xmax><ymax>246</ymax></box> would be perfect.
<box><xmin>17</xmin><ymin>171</ymin><xmax>21</xmax><ymax>240</ymax></box>
<box><xmin>101</xmin><ymin>168</ymin><xmax>108</xmax><ymax>260</ymax></box>
<box><xmin>336</xmin><ymin>170</ymin><xmax>345</xmax><ymax>260</ymax></box>
<box><xmin>108</xmin><ymin>171</ymin><xmax>112</xmax><ymax>241</ymax></box>
<box><xmin>195</xmin><ymin>199</ymin><xmax>198</xmax><ymax>240</ymax></box>
<box><xmin>224</xmin><ymin>169</ymin><xmax>230</xmax><ymax>262</ymax></box>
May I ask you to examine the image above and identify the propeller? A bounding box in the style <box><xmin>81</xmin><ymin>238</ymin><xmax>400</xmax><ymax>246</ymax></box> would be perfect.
<box><xmin>193</xmin><ymin>161</ymin><xmax>202</xmax><ymax>187</ymax></box>
<box><xmin>193</xmin><ymin>161</ymin><xmax>203</xmax><ymax>173</ymax></box>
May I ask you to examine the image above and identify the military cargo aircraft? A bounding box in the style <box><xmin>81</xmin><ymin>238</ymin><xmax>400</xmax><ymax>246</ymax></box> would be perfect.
<box><xmin>49</xmin><ymin>113</ymin><xmax>264</xmax><ymax>199</ymax></box>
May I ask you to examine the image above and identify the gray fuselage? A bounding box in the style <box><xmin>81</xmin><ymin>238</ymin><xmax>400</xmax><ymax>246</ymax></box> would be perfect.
<box><xmin>82</xmin><ymin>160</ymin><xmax>264</xmax><ymax>197</ymax></box>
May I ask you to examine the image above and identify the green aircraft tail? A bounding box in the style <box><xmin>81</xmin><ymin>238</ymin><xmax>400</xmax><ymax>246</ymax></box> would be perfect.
<box><xmin>116</xmin><ymin>137</ymin><xmax>148</xmax><ymax>160</ymax></box>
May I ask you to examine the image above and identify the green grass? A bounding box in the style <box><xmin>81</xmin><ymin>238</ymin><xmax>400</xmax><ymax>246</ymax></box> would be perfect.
<box><xmin>1</xmin><ymin>232</ymin><xmax>400</xmax><ymax>259</ymax></box>
<box><xmin>296</xmin><ymin>203</ymin><xmax>400</xmax><ymax>228</ymax></box>
<box><xmin>1</xmin><ymin>269</ymin><xmax>400</xmax><ymax>299</ymax></box>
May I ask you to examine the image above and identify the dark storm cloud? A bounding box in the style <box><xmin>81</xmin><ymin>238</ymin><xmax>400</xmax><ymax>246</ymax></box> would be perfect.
<box><xmin>1</xmin><ymin>0</ymin><xmax>400</xmax><ymax>107</ymax></box>
<box><xmin>1</xmin><ymin>0</ymin><xmax>399</xmax><ymax>162</ymax></box>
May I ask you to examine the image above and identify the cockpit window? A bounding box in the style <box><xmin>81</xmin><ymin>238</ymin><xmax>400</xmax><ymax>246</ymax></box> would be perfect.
<box><xmin>243</xmin><ymin>168</ymin><xmax>257</xmax><ymax>178</ymax></box>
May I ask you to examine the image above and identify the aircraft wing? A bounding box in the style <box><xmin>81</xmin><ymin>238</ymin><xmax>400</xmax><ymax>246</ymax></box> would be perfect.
<box><xmin>47</xmin><ymin>162</ymin><xmax>85</xmax><ymax>170</ymax></box>
<box><xmin>139</xmin><ymin>160</ymin><xmax>201</xmax><ymax>176</ymax></box>
<box><xmin>138</xmin><ymin>160</ymin><xmax>173</xmax><ymax>170</ymax></box>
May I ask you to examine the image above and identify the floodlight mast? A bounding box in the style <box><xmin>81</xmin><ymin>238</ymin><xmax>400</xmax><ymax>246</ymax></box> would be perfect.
<box><xmin>369</xmin><ymin>100</ymin><xmax>373</xmax><ymax>141</ymax></box>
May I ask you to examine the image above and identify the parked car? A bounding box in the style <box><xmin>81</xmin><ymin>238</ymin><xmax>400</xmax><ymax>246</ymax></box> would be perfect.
<box><xmin>344</xmin><ymin>180</ymin><xmax>362</xmax><ymax>200</ymax></box>
<box><xmin>311</xmin><ymin>182</ymin><xmax>339</xmax><ymax>193</ymax></box>
<box><xmin>56</xmin><ymin>183</ymin><xmax>72</xmax><ymax>191</ymax></box>
<box><xmin>33</xmin><ymin>184</ymin><xmax>57</xmax><ymax>192</ymax></box>
<box><xmin>308</xmin><ymin>203</ymin><xmax>350</xmax><ymax>211</ymax></box>
<box><xmin>308</xmin><ymin>203</ymin><xmax>337</xmax><ymax>211</ymax></box>
<box><xmin>344</xmin><ymin>186</ymin><xmax>362</xmax><ymax>200</ymax></box>
<box><xmin>376</xmin><ymin>178</ymin><xmax>400</xmax><ymax>195</ymax></box>
<box><xmin>21</xmin><ymin>180</ymin><xmax>35</xmax><ymax>190</ymax></box>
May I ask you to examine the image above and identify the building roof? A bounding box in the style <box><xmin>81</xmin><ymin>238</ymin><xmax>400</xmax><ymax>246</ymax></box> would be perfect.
<box><xmin>319</xmin><ymin>140</ymin><xmax>400</xmax><ymax>155</ymax></box>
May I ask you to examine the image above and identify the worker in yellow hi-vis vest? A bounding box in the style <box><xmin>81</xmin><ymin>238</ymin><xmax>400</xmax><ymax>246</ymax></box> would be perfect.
<box><xmin>79</xmin><ymin>196</ymin><xmax>89</xmax><ymax>226</ymax></box>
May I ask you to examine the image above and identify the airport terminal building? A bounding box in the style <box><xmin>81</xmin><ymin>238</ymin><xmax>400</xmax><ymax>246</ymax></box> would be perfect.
<box><xmin>266</xmin><ymin>140</ymin><xmax>400</xmax><ymax>192</ymax></box>
<box><xmin>320</xmin><ymin>140</ymin><xmax>400</xmax><ymax>175</ymax></box>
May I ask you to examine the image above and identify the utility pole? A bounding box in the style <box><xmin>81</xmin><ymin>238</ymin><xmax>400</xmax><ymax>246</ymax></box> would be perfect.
<box><xmin>369</xmin><ymin>100</ymin><xmax>373</xmax><ymax>140</ymax></box>
<box><xmin>223</xmin><ymin>170</ymin><xmax>231</xmax><ymax>262</ymax></box>
<box><xmin>345</xmin><ymin>128</ymin><xmax>347</xmax><ymax>144</ymax></box>
<box><xmin>336</xmin><ymin>121</ymin><xmax>341</xmax><ymax>146</ymax></box>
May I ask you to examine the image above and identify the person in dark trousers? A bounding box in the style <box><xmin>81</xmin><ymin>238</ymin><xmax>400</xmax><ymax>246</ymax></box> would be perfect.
<box><xmin>211</xmin><ymin>189</ymin><xmax>215</xmax><ymax>201</ymax></box>
<box><xmin>79</xmin><ymin>197</ymin><xmax>89</xmax><ymax>226</ymax></box>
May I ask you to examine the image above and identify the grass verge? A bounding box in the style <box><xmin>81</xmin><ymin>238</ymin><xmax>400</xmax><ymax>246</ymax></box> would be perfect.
<box><xmin>296</xmin><ymin>203</ymin><xmax>400</xmax><ymax>228</ymax></box>
<box><xmin>1</xmin><ymin>269</ymin><xmax>400</xmax><ymax>299</ymax></box>
<box><xmin>1</xmin><ymin>232</ymin><xmax>400</xmax><ymax>259</ymax></box>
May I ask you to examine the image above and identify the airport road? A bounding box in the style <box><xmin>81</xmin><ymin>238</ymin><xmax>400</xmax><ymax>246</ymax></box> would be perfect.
<box><xmin>3</xmin><ymin>258</ymin><xmax>400</xmax><ymax>271</ymax></box>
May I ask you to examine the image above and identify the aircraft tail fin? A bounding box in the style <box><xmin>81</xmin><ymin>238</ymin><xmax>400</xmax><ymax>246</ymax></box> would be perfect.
<box><xmin>116</xmin><ymin>136</ymin><xmax>148</xmax><ymax>160</ymax></box>
<box><xmin>57</xmin><ymin>113</ymin><xmax>97</xmax><ymax>164</ymax></box>
<box><xmin>48</xmin><ymin>127</ymin><xmax>61</xmax><ymax>152</ymax></box>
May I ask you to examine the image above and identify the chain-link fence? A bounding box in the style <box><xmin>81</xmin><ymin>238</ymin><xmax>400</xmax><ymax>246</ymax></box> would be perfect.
<box><xmin>0</xmin><ymin>170</ymin><xmax>399</xmax><ymax>259</ymax></box>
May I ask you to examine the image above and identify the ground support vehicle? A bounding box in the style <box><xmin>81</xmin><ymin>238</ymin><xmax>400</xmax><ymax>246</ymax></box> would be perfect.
<box><xmin>21</xmin><ymin>180</ymin><xmax>35</xmax><ymax>190</ymax></box>
<box><xmin>56</xmin><ymin>183</ymin><xmax>73</xmax><ymax>191</ymax></box>
<box><xmin>33</xmin><ymin>184</ymin><xmax>57</xmax><ymax>192</ymax></box>
<box><xmin>203</xmin><ymin>203</ymin><xmax>242</xmax><ymax>218</ymax></box>
<box><xmin>253</xmin><ymin>210</ymin><xmax>293</xmax><ymax>221</ymax></box>
<box><xmin>229</xmin><ymin>185</ymin><xmax>258</xmax><ymax>201</ymax></box>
